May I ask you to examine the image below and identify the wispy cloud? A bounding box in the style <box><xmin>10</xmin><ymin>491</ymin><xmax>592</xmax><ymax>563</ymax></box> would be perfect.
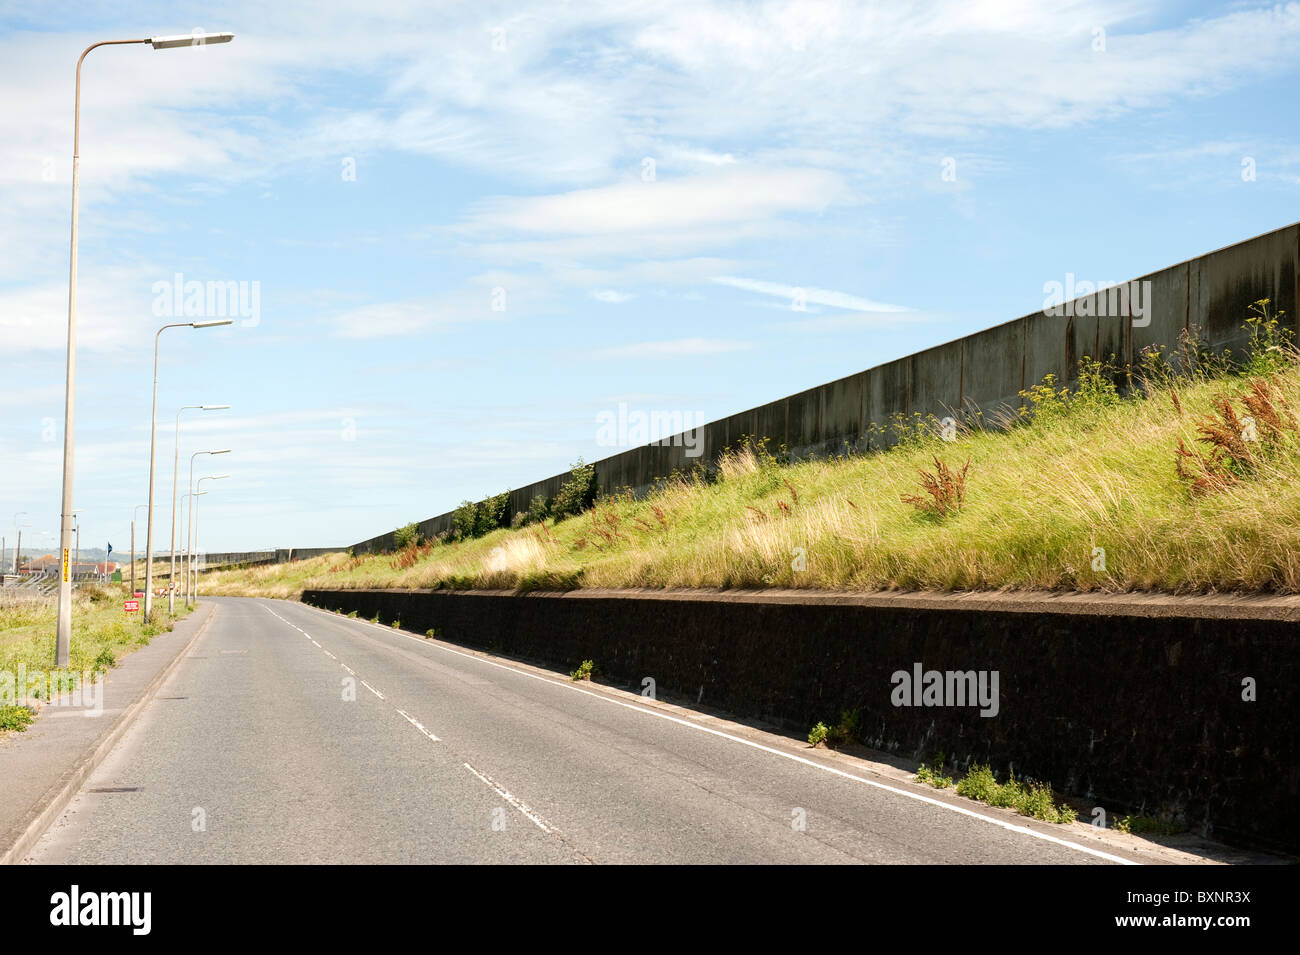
<box><xmin>712</xmin><ymin>276</ymin><xmax>911</xmax><ymax>313</ymax></box>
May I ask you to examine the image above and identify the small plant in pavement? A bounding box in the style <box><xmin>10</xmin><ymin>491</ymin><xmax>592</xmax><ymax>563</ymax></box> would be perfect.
<box><xmin>569</xmin><ymin>659</ymin><xmax>595</xmax><ymax>681</ymax></box>
<box><xmin>807</xmin><ymin>721</ymin><xmax>829</xmax><ymax>747</ymax></box>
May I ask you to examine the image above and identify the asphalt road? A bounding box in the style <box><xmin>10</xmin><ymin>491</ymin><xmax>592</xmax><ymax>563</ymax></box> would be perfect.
<box><xmin>27</xmin><ymin>597</ymin><xmax>1139</xmax><ymax>864</ymax></box>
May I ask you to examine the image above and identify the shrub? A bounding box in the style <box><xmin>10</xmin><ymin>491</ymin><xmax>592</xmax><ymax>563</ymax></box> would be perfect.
<box><xmin>478</xmin><ymin>490</ymin><xmax>511</xmax><ymax>536</ymax></box>
<box><xmin>552</xmin><ymin>460</ymin><xmax>598</xmax><ymax>520</ymax></box>
<box><xmin>393</xmin><ymin>522</ymin><xmax>421</xmax><ymax>550</ymax></box>
<box><xmin>453</xmin><ymin>501</ymin><xmax>480</xmax><ymax>540</ymax></box>
<box><xmin>807</xmin><ymin>721</ymin><xmax>829</xmax><ymax>747</ymax></box>
<box><xmin>527</xmin><ymin>494</ymin><xmax>551</xmax><ymax>524</ymax></box>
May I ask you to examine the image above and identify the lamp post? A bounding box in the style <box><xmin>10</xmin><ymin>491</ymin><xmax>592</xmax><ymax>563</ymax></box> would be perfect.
<box><xmin>11</xmin><ymin>513</ymin><xmax>26</xmax><ymax>574</ymax></box>
<box><xmin>56</xmin><ymin>31</ymin><xmax>236</xmax><ymax>665</ymax></box>
<box><xmin>186</xmin><ymin>451</ymin><xmax>230</xmax><ymax>605</ymax></box>
<box><xmin>169</xmin><ymin>404</ymin><xmax>229</xmax><ymax>611</ymax></box>
<box><xmin>143</xmin><ymin>322</ymin><xmax>232</xmax><ymax>619</ymax></box>
<box><xmin>181</xmin><ymin>490</ymin><xmax>207</xmax><ymax>601</ymax></box>
<box><xmin>130</xmin><ymin>503</ymin><xmax>153</xmax><ymax>599</ymax></box>
<box><xmin>191</xmin><ymin>476</ymin><xmax>227</xmax><ymax>602</ymax></box>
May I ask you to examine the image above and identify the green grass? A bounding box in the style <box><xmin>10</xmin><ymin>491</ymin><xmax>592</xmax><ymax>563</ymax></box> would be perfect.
<box><xmin>947</xmin><ymin>764</ymin><xmax>1078</xmax><ymax>824</ymax></box>
<box><xmin>0</xmin><ymin>583</ymin><xmax>194</xmax><ymax>688</ymax></box>
<box><xmin>202</xmin><ymin>317</ymin><xmax>1300</xmax><ymax>599</ymax></box>
<box><xmin>0</xmin><ymin>704</ymin><xmax>35</xmax><ymax>732</ymax></box>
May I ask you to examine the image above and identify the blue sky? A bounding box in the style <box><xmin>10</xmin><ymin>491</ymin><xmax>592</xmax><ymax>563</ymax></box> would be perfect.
<box><xmin>2</xmin><ymin>0</ymin><xmax>1299</xmax><ymax>555</ymax></box>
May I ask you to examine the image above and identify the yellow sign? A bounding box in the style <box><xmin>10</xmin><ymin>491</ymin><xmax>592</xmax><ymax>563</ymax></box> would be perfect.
<box><xmin>62</xmin><ymin>548</ymin><xmax>70</xmax><ymax>582</ymax></box>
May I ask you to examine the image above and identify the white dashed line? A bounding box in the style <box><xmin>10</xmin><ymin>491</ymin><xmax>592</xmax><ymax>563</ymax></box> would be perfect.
<box><xmin>302</xmin><ymin>601</ymin><xmax>1137</xmax><ymax>866</ymax></box>
<box><xmin>396</xmin><ymin>709</ymin><xmax>440</xmax><ymax>742</ymax></box>
<box><xmin>463</xmin><ymin>762</ymin><xmax>556</xmax><ymax>833</ymax></box>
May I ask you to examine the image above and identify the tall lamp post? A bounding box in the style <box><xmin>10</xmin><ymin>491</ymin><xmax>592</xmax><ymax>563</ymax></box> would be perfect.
<box><xmin>191</xmin><ymin>475</ymin><xmax>228</xmax><ymax>602</ymax></box>
<box><xmin>143</xmin><ymin>322</ymin><xmax>232</xmax><ymax>619</ymax></box>
<box><xmin>130</xmin><ymin>503</ymin><xmax>154</xmax><ymax>598</ymax></box>
<box><xmin>56</xmin><ymin>31</ymin><xmax>236</xmax><ymax>665</ymax></box>
<box><xmin>181</xmin><ymin>490</ymin><xmax>206</xmax><ymax>602</ymax></box>
<box><xmin>186</xmin><ymin>451</ymin><xmax>230</xmax><ymax>605</ymax></box>
<box><xmin>11</xmin><ymin>513</ymin><xmax>26</xmax><ymax>575</ymax></box>
<box><xmin>169</xmin><ymin>404</ymin><xmax>229</xmax><ymax>611</ymax></box>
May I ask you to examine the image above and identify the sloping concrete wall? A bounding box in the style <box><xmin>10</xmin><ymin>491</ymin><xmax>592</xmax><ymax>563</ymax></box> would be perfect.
<box><xmin>353</xmin><ymin>222</ymin><xmax>1300</xmax><ymax>554</ymax></box>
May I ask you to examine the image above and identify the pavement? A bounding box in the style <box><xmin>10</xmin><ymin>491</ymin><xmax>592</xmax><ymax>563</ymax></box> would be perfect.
<box><xmin>14</xmin><ymin>596</ymin><xmax>1261</xmax><ymax>865</ymax></box>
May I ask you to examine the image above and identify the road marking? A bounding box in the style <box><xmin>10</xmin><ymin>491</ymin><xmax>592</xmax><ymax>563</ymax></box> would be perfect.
<box><xmin>261</xmin><ymin>605</ymin><xmax>427</xmax><ymax>738</ymax></box>
<box><xmin>463</xmin><ymin>762</ymin><xmax>555</xmax><ymax>833</ymax></box>
<box><xmin>302</xmin><ymin>601</ymin><xmax>1138</xmax><ymax>866</ymax></box>
<box><xmin>396</xmin><ymin>709</ymin><xmax>440</xmax><ymax>742</ymax></box>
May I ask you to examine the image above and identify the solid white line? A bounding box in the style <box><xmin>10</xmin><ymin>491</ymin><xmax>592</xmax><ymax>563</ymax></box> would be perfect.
<box><xmin>463</xmin><ymin>762</ymin><xmax>555</xmax><ymax>833</ymax></box>
<box><xmin>297</xmin><ymin>600</ymin><xmax>1138</xmax><ymax>865</ymax></box>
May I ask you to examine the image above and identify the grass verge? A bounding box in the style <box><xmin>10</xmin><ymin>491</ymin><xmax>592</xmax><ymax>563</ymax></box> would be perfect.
<box><xmin>203</xmin><ymin>307</ymin><xmax>1300</xmax><ymax>599</ymax></box>
<box><xmin>0</xmin><ymin>583</ymin><xmax>194</xmax><ymax>731</ymax></box>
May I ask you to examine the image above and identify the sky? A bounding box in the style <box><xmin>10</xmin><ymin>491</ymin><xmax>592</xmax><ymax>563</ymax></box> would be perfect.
<box><xmin>1</xmin><ymin>0</ymin><xmax>1298</xmax><ymax>556</ymax></box>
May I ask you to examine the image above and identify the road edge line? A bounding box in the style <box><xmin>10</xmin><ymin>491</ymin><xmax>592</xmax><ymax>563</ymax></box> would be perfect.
<box><xmin>1</xmin><ymin>602</ymin><xmax>219</xmax><ymax>865</ymax></box>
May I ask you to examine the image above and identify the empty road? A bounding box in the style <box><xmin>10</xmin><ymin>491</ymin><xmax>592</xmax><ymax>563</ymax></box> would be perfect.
<box><xmin>27</xmin><ymin>597</ymin><xmax>1140</xmax><ymax>864</ymax></box>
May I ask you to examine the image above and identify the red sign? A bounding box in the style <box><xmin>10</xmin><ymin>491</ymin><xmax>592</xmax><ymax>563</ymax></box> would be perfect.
<box><xmin>124</xmin><ymin>599</ymin><xmax>140</xmax><ymax>613</ymax></box>
<box><xmin>133</xmin><ymin>591</ymin><xmax>143</xmax><ymax>599</ymax></box>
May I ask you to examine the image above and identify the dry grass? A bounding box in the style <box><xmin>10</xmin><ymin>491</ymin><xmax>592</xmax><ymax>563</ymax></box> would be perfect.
<box><xmin>202</xmin><ymin>358</ymin><xmax>1300</xmax><ymax>599</ymax></box>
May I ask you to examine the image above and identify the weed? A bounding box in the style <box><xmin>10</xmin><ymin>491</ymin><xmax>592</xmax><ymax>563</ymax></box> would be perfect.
<box><xmin>1243</xmin><ymin>299</ymin><xmax>1294</xmax><ymax>377</ymax></box>
<box><xmin>807</xmin><ymin>721</ymin><xmax>829</xmax><ymax>747</ymax></box>
<box><xmin>954</xmin><ymin>764</ymin><xmax>1075</xmax><ymax>823</ymax></box>
<box><xmin>0</xmin><ymin>704</ymin><xmax>34</xmax><ymax>732</ymax></box>
<box><xmin>901</xmin><ymin>456</ymin><xmax>970</xmax><ymax>517</ymax></box>
<box><xmin>569</xmin><ymin>659</ymin><xmax>594</xmax><ymax>681</ymax></box>
<box><xmin>915</xmin><ymin>763</ymin><xmax>953</xmax><ymax>789</ymax></box>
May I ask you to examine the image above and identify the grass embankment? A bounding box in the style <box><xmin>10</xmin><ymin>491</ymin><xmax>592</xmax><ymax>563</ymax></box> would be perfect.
<box><xmin>0</xmin><ymin>584</ymin><xmax>193</xmax><ymax>731</ymax></box>
<box><xmin>205</xmin><ymin>307</ymin><xmax>1300</xmax><ymax>599</ymax></box>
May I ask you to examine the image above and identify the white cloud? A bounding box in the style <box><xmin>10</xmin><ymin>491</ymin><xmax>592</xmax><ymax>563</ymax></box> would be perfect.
<box><xmin>590</xmin><ymin>289</ymin><xmax>634</xmax><ymax>303</ymax></box>
<box><xmin>461</xmin><ymin>167</ymin><xmax>849</xmax><ymax>235</ymax></box>
<box><xmin>712</xmin><ymin>276</ymin><xmax>911</xmax><ymax>313</ymax></box>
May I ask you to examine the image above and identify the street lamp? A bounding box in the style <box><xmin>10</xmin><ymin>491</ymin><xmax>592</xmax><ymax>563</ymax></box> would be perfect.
<box><xmin>190</xmin><ymin>475</ymin><xmax>227</xmax><ymax>603</ymax></box>
<box><xmin>130</xmin><ymin>503</ymin><xmax>155</xmax><ymax>599</ymax></box>
<box><xmin>143</xmin><ymin>323</ymin><xmax>232</xmax><ymax>619</ymax></box>
<box><xmin>186</xmin><ymin>452</ymin><xmax>230</xmax><ymax>605</ymax></box>
<box><xmin>56</xmin><ymin>31</ymin><xmax>237</xmax><ymax>665</ymax></box>
<box><xmin>169</xmin><ymin>404</ymin><xmax>229</xmax><ymax>611</ymax></box>
<box><xmin>181</xmin><ymin>490</ymin><xmax>207</xmax><ymax>601</ymax></box>
<box><xmin>11</xmin><ymin>513</ymin><xmax>26</xmax><ymax>574</ymax></box>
